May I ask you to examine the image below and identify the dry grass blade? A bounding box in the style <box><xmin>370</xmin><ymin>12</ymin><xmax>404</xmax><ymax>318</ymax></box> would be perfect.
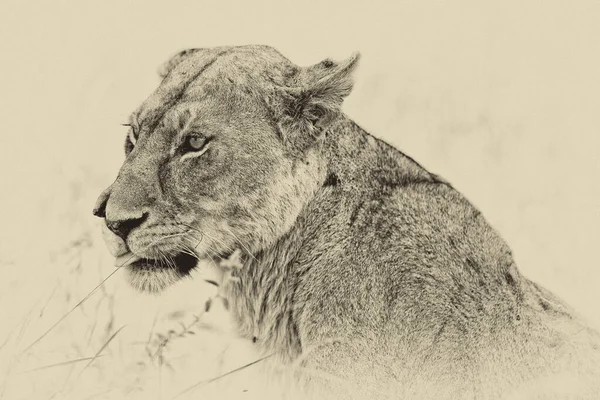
<box><xmin>0</xmin><ymin>319</ymin><xmax>21</xmax><ymax>356</ymax></box>
<box><xmin>38</xmin><ymin>284</ymin><xmax>59</xmax><ymax>318</ymax></box>
<box><xmin>77</xmin><ymin>325</ymin><xmax>126</xmax><ymax>377</ymax></box>
<box><xmin>172</xmin><ymin>353</ymin><xmax>273</xmax><ymax>399</ymax></box>
<box><xmin>18</xmin><ymin>355</ymin><xmax>107</xmax><ymax>374</ymax></box>
<box><xmin>82</xmin><ymin>388</ymin><xmax>115</xmax><ymax>400</ymax></box>
<box><xmin>19</xmin><ymin>264</ymin><xmax>125</xmax><ymax>356</ymax></box>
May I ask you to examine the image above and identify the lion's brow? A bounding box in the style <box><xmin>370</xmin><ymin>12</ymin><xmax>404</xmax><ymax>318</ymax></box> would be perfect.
<box><xmin>175</xmin><ymin>109</ymin><xmax>196</xmax><ymax>131</ymax></box>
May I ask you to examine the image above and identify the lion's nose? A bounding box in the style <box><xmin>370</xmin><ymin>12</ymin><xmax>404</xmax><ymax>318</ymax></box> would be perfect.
<box><xmin>93</xmin><ymin>181</ymin><xmax>151</xmax><ymax>241</ymax></box>
<box><xmin>93</xmin><ymin>187</ymin><xmax>110</xmax><ymax>218</ymax></box>
<box><xmin>105</xmin><ymin>214</ymin><xmax>148</xmax><ymax>241</ymax></box>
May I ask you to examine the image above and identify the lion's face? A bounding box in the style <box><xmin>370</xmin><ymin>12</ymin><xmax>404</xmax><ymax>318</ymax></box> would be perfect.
<box><xmin>93</xmin><ymin>46</ymin><xmax>358</xmax><ymax>292</ymax></box>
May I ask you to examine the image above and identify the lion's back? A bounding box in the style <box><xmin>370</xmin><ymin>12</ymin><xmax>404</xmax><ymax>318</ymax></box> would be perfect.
<box><xmin>293</xmin><ymin>180</ymin><xmax>600</xmax><ymax>398</ymax></box>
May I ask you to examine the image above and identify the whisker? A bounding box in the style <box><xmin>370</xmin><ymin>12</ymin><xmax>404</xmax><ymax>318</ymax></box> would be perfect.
<box><xmin>179</xmin><ymin>237</ymin><xmax>199</xmax><ymax>260</ymax></box>
<box><xmin>222</xmin><ymin>225</ymin><xmax>258</xmax><ymax>262</ymax></box>
<box><xmin>177</xmin><ymin>222</ymin><xmax>237</xmax><ymax>257</ymax></box>
<box><xmin>180</xmin><ymin>235</ymin><xmax>227</xmax><ymax>271</ymax></box>
<box><xmin>173</xmin><ymin>244</ymin><xmax>198</xmax><ymax>260</ymax></box>
<box><xmin>176</xmin><ymin>238</ymin><xmax>232</xmax><ymax>287</ymax></box>
<box><xmin>202</xmin><ymin>246</ymin><xmax>226</xmax><ymax>266</ymax></box>
<box><xmin>165</xmin><ymin>252</ymin><xmax>177</xmax><ymax>269</ymax></box>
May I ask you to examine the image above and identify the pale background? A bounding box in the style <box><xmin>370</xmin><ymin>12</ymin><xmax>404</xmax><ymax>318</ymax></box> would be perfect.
<box><xmin>0</xmin><ymin>1</ymin><xmax>599</xmax><ymax>399</ymax></box>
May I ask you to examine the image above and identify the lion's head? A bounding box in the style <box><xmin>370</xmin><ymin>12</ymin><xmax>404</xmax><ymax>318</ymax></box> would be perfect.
<box><xmin>93</xmin><ymin>45</ymin><xmax>359</xmax><ymax>292</ymax></box>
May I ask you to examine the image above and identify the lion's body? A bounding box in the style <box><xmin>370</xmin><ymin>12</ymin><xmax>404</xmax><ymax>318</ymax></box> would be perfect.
<box><xmin>225</xmin><ymin>117</ymin><xmax>600</xmax><ymax>399</ymax></box>
<box><xmin>95</xmin><ymin>45</ymin><xmax>600</xmax><ymax>399</ymax></box>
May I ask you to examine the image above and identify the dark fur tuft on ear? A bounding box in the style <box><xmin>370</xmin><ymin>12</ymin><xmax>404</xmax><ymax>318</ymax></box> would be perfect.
<box><xmin>277</xmin><ymin>53</ymin><xmax>360</xmax><ymax>140</ymax></box>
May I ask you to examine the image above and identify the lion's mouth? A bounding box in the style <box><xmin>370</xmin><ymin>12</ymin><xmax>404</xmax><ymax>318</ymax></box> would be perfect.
<box><xmin>129</xmin><ymin>253</ymin><xmax>197</xmax><ymax>274</ymax></box>
<box><xmin>115</xmin><ymin>251</ymin><xmax>198</xmax><ymax>292</ymax></box>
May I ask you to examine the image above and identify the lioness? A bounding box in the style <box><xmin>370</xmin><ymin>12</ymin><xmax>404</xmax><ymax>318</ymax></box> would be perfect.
<box><xmin>93</xmin><ymin>45</ymin><xmax>600</xmax><ymax>399</ymax></box>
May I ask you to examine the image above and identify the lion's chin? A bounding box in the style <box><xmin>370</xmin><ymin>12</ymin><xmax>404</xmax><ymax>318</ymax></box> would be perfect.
<box><xmin>118</xmin><ymin>252</ymin><xmax>198</xmax><ymax>293</ymax></box>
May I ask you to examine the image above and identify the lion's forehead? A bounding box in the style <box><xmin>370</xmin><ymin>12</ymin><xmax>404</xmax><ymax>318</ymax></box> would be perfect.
<box><xmin>135</xmin><ymin>48</ymin><xmax>225</xmax><ymax>132</ymax></box>
<box><xmin>135</xmin><ymin>46</ymin><xmax>296</xmax><ymax>130</ymax></box>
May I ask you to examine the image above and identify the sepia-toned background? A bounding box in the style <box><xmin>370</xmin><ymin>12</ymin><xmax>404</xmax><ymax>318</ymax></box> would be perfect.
<box><xmin>1</xmin><ymin>1</ymin><xmax>599</xmax><ymax>399</ymax></box>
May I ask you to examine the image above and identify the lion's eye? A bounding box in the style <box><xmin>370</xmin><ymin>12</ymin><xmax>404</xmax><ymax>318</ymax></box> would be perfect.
<box><xmin>182</xmin><ymin>134</ymin><xmax>209</xmax><ymax>156</ymax></box>
<box><xmin>187</xmin><ymin>135</ymin><xmax>206</xmax><ymax>150</ymax></box>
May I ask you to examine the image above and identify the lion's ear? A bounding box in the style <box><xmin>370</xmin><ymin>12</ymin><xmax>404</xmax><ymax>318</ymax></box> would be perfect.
<box><xmin>277</xmin><ymin>53</ymin><xmax>360</xmax><ymax>140</ymax></box>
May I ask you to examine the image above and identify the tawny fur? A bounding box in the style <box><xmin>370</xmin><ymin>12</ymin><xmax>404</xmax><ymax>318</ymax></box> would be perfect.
<box><xmin>95</xmin><ymin>45</ymin><xmax>600</xmax><ymax>399</ymax></box>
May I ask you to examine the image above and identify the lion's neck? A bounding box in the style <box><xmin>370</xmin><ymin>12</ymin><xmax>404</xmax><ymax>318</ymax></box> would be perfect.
<box><xmin>223</xmin><ymin>116</ymin><xmax>434</xmax><ymax>360</ymax></box>
<box><xmin>222</xmin><ymin>222</ymin><xmax>307</xmax><ymax>361</ymax></box>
